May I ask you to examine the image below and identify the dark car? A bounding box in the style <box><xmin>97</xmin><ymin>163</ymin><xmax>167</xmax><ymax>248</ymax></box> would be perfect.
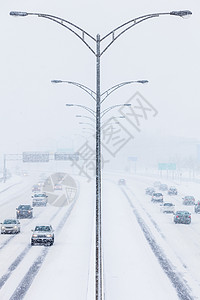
<box><xmin>194</xmin><ymin>203</ymin><xmax>200</xmax><ymax>213</ymax></box>
<box><xmin>174</xmin><ymin>211</ymin><xmax>191</xmax><ymax>224</ymax></box>
<box><xmin>145</xmin><ymin>187</ymin><xmax>155</xmax><ymax>195</ymax></box>
<box><xmin>151</xmin><ymin>192</ymin><xmax>163</xmax><ymax>203</ymax></box>
<box><xmin>159</xmin><ymin>184</ymin><xmax>168</xmax><ymax>191</ymax></box>
<box><xmin>37</xmin><ymin>180</ymin><xmax>45</xmax><ymax>187</ymax></box>
<box><xmin>16</xmin><ymin>204</ymin><xmax>33</xmax><ymax>219</ymax></box>
<box><xmin>168</xmin><ymin>186</ymin><xmax>178</xmax><ymax>195</ymax></box>
<box><xmin>32</xmin><ymin>184</ymin><xmax>41</xmax><ymax>193</ymax></box>
<box><xmin>153</xmin><ymin>181</ymin><xmax>161</xmax><ymax>188</ymax></box>
<box><xmin>182</xmin><ymin>196</ymin><xmax>195</xmax><ymax>205</ymax></box>
<box><xmin>118</xmin><ymin>179</ymin><xmax>126</xmax><ymax>186</ymax></box>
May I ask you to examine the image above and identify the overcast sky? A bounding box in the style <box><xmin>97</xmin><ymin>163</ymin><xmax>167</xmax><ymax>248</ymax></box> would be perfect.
<box><xmin>0</xmin><ymin>0</ymin><xmax>199</xmax><ymax>156</ymax></box>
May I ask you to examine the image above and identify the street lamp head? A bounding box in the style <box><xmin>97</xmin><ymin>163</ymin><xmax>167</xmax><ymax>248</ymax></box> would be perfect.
<box><xmin>51</xmin><ymin>80</ymin><xmax>62</xmax><ymax>84</ymax></box>
<box><xmin>76</xmin><ymin>115</ymin><xmax>82</xmax><ymax>117</ymax></box>
<box><xmin>10</xmin><ymin>11</ymin><xmax>28</xmax><ymax>17</ymax></box>
<box><xmin>137</xmin><ymin>80</ymin><xmax>149</xmax><ymax>84</ymax></box>
<box><xmin>66</xmin><ymin>104</ymin><xmax>74</xmax><ymax>107</ymax></box>
<box><xmin>170</xmin><ymin>10</ymin><xmax>192</xmax><ymax>18</ymax></box>
<box><xmin>124</xmin><ymin>104</ymin><xmax>131</xmax><ymax>106</ymax></box>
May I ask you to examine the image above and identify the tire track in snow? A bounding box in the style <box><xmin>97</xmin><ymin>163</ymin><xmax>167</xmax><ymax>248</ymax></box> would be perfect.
<box><xmin>122</xmin><ymin>187</ymin><xmax>193</xmax><ymax>300</ymax></box>
<box><xmin>0</xmin><ymin>208</ymin><xmax>48</xmax><ymax>252</ymax></box>
<box><xmin>0</xmin><ymin>206</ymin><xmax>61</xmax><ymax>290</ymax></box>
<box><xmin>9</xmin><ymin>182</ymin><xmax>79</xmax><ymax>300</ymax></box>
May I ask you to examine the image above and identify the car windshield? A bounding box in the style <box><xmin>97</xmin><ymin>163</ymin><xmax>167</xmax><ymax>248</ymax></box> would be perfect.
<box><xmin>34</xmin><ymin>194</ymin><xmax>45</xmax><ymax>197</ymax></box>
<box><xmin>154</xmin><ymin>193</ymin><xmax>162</xmax><ymax>196</ymax></box>
<box><xmin>176</xmin><ymin>211</ymin><xmax>190</xmax><ymax>215</ymax></box>
<box><xmin>164</xmin><ymin>203</ymin><xmax>173</xmax><ymax>206</ymax></box>
<box><xmin>185</xmin><ymin>196</ymin><xmax>194</xmax><ymax>200</ymax></box>
<box><xmin>18</xmin><ymin>205</ymin><xmax>31</xmax><ymax>210</ymax></box>
<box><xmin>35</xmin><ymin>226</ymin><xmax>51</xmax><ymax>232</ymax></box>
<box><xmin>4</xmin><ymin>219</ymin><xmax>17</xmax><ymax>224</ymax></box>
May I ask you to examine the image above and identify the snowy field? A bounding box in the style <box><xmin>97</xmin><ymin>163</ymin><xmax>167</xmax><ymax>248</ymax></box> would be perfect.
<box><xmin>0</xmin><ymin>171</ymin><xmax>200</xmax><ymax>299</ymax></box>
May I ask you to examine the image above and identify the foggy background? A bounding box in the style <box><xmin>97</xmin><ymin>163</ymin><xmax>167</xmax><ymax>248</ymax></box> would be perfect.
<box><xmin>0</xmin><ymin>0</ymin><xmax>199</xmax><ymax>174</ymax></box>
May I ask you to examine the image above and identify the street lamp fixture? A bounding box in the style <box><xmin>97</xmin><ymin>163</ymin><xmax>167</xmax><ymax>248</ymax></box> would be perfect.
<box><xmin>10</xmin><ymin>11</ymin><xmax>28</xmax><ymax>17</ymax></box>
<box><xmin>10</xmin><ymin>10</ymin><xmax>192</xmax><ymax>18</ymax></box>
<box><xmin>170</xmin><ymin>10</ymin><xmax>192</xmax><ymax>18</ymax></box>
<box><xmin>52</xmin><ymin>79</ymin><xmax>147</xmax><ymax>103</ymax></box>
<box><xmin>51</xmin><ymin>80</ymin><xmax>63</xmax><ymax>84</ymax></box>
<box><xmin>10</xmin><ymin>9</ymin><xmax>192</xmax><ymax>300</ymax></box>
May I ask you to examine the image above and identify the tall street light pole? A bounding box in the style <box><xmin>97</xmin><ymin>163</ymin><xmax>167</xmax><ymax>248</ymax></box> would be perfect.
<box><xmin>10</xmin><ymin>9</ymin><xmax>192</xmax><ymax>300</ymax></box>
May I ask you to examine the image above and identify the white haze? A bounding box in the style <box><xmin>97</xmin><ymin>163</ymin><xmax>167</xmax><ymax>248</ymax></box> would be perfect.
<box><xmin>0</xmin><ymin>0</ymin><xmax>199</xmax><ymax>171</ymax></box>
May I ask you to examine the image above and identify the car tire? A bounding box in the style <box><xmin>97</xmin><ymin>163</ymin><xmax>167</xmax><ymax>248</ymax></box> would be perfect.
<box><xmin>31</xmin><ymin>241</ymin><xmax>34</xmax><ymax>246</ymax></box>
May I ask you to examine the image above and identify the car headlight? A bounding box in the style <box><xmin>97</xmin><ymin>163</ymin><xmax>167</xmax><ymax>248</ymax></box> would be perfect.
<box><xmin>28</xmin><ymin>211</ymin><xmax>31</xmax><ymax>213</ymax></box>
<box><xmin>46</xmin><ymin>234</ymin><xmax>52</xmax><ymax>238</ymax></box>
<box><xmin>14</xmin><ymin>226</ymin><xmax>18</xmax><ymax>229</ymax></box>
<box><xmin>2</xmin><ymin>226</ymin><xmax>5</xmax><ymax>229</ymax></box>
<box><xmin>32</xmin><ymin>234</ymin><xmax>38</xmax><ymax>237</ymax></box>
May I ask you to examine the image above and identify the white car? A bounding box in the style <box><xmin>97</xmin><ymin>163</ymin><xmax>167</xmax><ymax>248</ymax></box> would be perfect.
<box><xmin>32</xmin><ymin>193</ymin><xmax>48</xmax><ymax>206</ymax></box>
<box><xmin>160</xmin><ymin>202</ymin><xmax>175</xmax><ymax>213</ymax></box>
<box><xmin>151</xmin><ymin>192</ymin><xmax>163</xmax><ymax>203</ymax></box>
<box><xmin>1</xmin><ymin>219</ymin><xmax>20</xmax><ymax>234</ymax></box>
<box><xmin>31</xmin><ymin>224</ymin><xmax>54</xmax><ymax>246</ymax></box>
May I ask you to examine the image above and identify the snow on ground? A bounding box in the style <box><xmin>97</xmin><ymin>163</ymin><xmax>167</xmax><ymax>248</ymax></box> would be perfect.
<box><xmin>24</xmin><ymin>176</ymin><xmax>95</xmax><ymax>300</ymax></box>
<box><xmin>102</xmin><ymin>179</ymin><xmax>179</xmax><ymax>300</ymax></box>
<box><xmin>0</xmin><ymin>171</ymin><xmax>200</xmax><ymax>299</ymax></box>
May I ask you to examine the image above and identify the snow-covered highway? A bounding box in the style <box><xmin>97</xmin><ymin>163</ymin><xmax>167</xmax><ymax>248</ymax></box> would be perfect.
<box><xmin>0</xmin><ymin>173</ymin><xmax>200</xmax><ymax>299</ymax></box>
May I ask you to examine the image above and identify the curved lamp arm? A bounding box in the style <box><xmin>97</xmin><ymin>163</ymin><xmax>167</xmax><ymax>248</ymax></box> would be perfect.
<box><xmin>79</xmin><ymin>122</ymin><xmax>95</xmax><ymax>128</ymax></box>
<box><xmin>52</xmin><ymin>80</ymin><xmax>96</xmax><ymax>101</ymax></box>
<box><xmin>101</xmin><ymin>103</ymin><xmax>131</xmax><ymax>118</ymax></box>
<box><xmin>66</xmin><ymin>104</ymin><xmax>96</xmax><ymax>117</ymax></box>
<box><xmin>76</xmin><ymin>115</ymin><xmax>95</xmax><ymax>122</ymax></box>
<box><xmin>10</xmin><ymin>11</ymin><xmax>96</xmax><ymax>55</ymax></box>
<box><xmin>100</xmin><ymin>80</ymin><xmax>148</xmax><ymax>103</ymax></box>
<box><xmin>100</xmin><ymin>10</ymin><xmax>192</xmax><ymax>56</ymax></box>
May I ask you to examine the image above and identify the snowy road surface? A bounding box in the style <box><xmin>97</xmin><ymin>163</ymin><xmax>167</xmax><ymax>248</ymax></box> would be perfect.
<box><xmin>0</xmin><ymin>173</ymin><xmax>200</xmax><ymax>299</ymax></box>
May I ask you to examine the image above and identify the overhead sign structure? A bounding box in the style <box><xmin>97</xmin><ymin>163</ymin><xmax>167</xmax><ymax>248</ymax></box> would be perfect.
<box><xmin>22</xmin><ymin>152</ymin><xmax>49</xmax><ymax>163</ymax></box>
<box><xmin>158</xmin><ymin>163</ymin><xmax>176</xmax><ymax>170</ymax></box>
<box><xmin>54</xmin><ymin>152</ymin><xmax>79</xmax><ymax>161</ymax></box>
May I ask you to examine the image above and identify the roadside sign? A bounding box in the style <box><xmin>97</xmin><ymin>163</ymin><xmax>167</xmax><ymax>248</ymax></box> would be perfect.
<box><xmin>158</xmin><ymin>163</ymin><xmax>176</xmax><ymax>170</ymax></box>
<box><xmin>22</xmin><ymin>152</ymin><xmax>49</xmax><ymax>163</ymax></box>
<box><xmin>54</xmin><ymin>152</ymin><xmax>79</xmax><ymax>161</ymax></box>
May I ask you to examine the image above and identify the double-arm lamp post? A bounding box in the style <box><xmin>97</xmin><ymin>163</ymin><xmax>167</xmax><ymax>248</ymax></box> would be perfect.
<box><xmin>10</xmin><ymin>9</ymin><xmax>192</xmax><ymax>300</ymax></box>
